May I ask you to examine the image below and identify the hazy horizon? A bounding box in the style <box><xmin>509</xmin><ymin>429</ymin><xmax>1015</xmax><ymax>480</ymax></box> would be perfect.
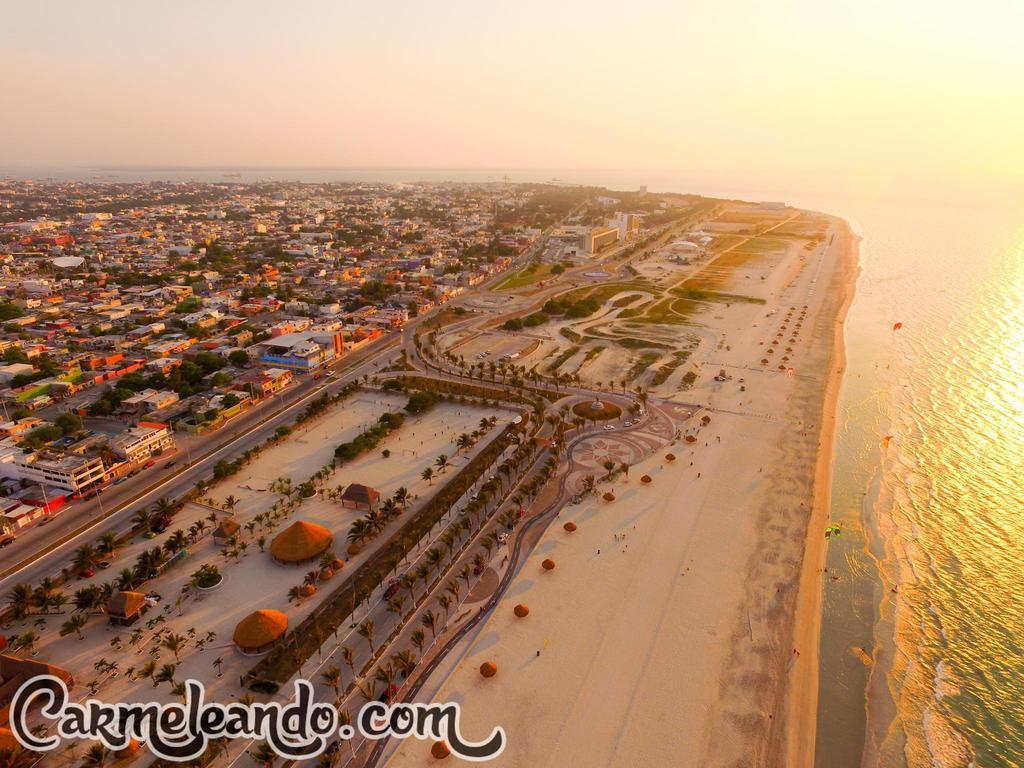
<box><xmin>4</xmin><ymin>0</ymin><xmax>1023</xmax><ymax>183</ymax></box>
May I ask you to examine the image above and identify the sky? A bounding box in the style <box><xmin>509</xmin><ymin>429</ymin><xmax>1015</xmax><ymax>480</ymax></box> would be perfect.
<box><xmin>2</xmin><ymin>0</ymin><xmax>1023</xmax><ymax>181</ymax></box>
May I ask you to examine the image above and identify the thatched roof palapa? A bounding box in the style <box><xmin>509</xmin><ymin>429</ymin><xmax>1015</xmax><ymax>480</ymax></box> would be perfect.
<box><xmin>233</xmin><ymin>609</ymin><xmax>288</xmax><ymax>653</ymax></box>
<box><xmin>271</xmin><ymin>521</ymin><xmax>333</xmax><ymax>563</ymax></box>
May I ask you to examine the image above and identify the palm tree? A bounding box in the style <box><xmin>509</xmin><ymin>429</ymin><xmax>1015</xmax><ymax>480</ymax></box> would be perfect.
<box><xmin>12</xmin><ymin>631</ymin><xmax>37</xmax><ymax>656</ymax></box>
<box><xmin>97</xmin><ymin>531</ymin><xmax>118</xmax><ymax>555</ymax></box>
<box><xmin>410</xmin><ymin>628</ymin><xmax>426</xmax><ymax>656</ymax></box>
<box><xmin>434</xmin><ymin>454</ymin><xmax>450</xmax><ymax>474</ymax></box>
<box><xmin>131</xmin><ymin>508</ymin><xmax>152</xmax><ymax>530</ymax></box>
<box><xmin>392</xmin><ymin>649</ymin><xmax>417</xmax><ymax>679</ymax></box>
<box><xmin>421</xmin><ymin>467</ymin><xmax>434</xmax><ymax>485</ymax></box>
<box><xmin>60</xmin><ymin>613</ymin><xmax>88</xmax><ymax>639</ymax></box>
<box><xmin>373</xmin><ymin>661</ymin><xmax>396</xmax><ymax>698</ymax></box>
<box><xmin>223</xmin><ymin>495</ymin><xmax>238</xmax><ymax>515</ymax></box>
<box><xmin>251</xmin><ymin>743</ymin><xmax>277</xmax><ymax>768</ymax></box>
<box><xmin>161</xmin><ymin>633</ymin><xmax>187</xmax><ymax>662</ymax></box>
<box><xmin>421</xmin><ymin>609</ymin><xmax>438</xmax><ymax>639</ymax></box>
<box><xmin>341</xmin><ymin>646</ymin><xmax>356</xmax><ymax>678</ymax></box>
<box><xmin>6</xmin><ymin>584</ymin><xmax>33</xmax><ymax>618</ymax></box>
<box><xmin>321</xmin><ymin>665</ymin><xmax>341</xmax><ymax>698</ymax></box>
<box><xmin>81</xmin><ymin>744</ymin><xmax>109</xmax><ymax>767</ymax></box>
<box><xmin>72</xmin><ymin>544</ymin><xmax>99</xmax><ymax>573</ymax></box>
<box><xmin>136</xmin><ymin>659</ymin><xmax>157</xmax><ymax>683</ymax></box>
<box><xmin>438</xmin><ymin>594</ymin><xmax>452</xmax><ymax>621</ymax></box>
<box><xmin>456</xmin><ymin>433</ymin><xmax>473</xmax><ymax>452</ymax></box>
<box><xmin>387</xmin><ymin>595</ymin><xmax>406</xmax><ymax>619</ymax></box>
<box><xmin>425</xmin><ymin>548</ymin><xmax>443</xmax><ymax>574</ymax></box>
<box><xmin>73</xmin><ymin>586</ymin><xmax>100</xmax><ymax>613</ymax></box>
<box><xmin>393</xmin><ymin>486</ymin><xmax>411</xmax><ymax>509</ymax></box>
<box><xmin>153</xmin><ymin>663</ymin><xmax>178</xmax><ymax>687</ymax></box>
<box><xmin>213</xmin><ymin>656</ymin><xmax>224</xmax><ymax>678</ymax></box>
<box><xmin>446</xmin><ymin>579</ymin><xmax>461</xmax><ymax>603</ymax></box>
<box><xmin>164</xmin><ymin>530</ymin><xmax>187</xmax><ymax>555</ymax></box>
<box><xmin>153</xmin><ymin>496</ymin><xmax>175</xmax><ymax>519</ymax></box>
<box><xmin>116</xmin><ymin>568</ymin><xmax>137</xmax><ymax>591</ymax></box>
<box><xmin>357</xmin><ymin>619</ymin><xmax>375</xmax><ymax>654</ymax></box>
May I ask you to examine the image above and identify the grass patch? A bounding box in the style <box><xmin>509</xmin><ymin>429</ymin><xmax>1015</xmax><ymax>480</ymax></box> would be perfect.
<box><xmin>546</xmin><ymin>345</ymin><xmax>580</xmax><ymax>374</ymax></box>
<box><xmin>670</xmin><ymin>287</ymin><xmax>765</xmax><ymax>305</ymax></box>
<box><xmin>651</xmin><ymin>350</ymin><xmax>692</xmax><ymax>386</ymax></box>
<box><xmin>495</xmin><ymin>262</ymin><xmax>552</xmax><ymax>291</ymax></box>
<box><xmin>628</xmin><ymin>351</ymin><xmax>661</xmax><ymax>380</ymax></box>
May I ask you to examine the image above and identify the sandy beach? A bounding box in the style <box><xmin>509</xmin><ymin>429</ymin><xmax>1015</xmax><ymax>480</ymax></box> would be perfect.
<box><xmin>385</xmin><ymin>210</ymin><xmax>859</xmax><ymax>767</ymax></box>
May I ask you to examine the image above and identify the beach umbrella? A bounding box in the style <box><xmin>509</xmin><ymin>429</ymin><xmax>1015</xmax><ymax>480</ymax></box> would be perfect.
<box><xmin>892</xmin><ymin>322</ymin><xmax>903</xmax><ymax>331</ymax></box>
<box><xmin>563</xmin><ymin>521</ymin><xmax>577</xmax><ymax>533</ymax></box>
<box><xmin>602</xmin><ymin>491</ymin><xmax>616</xmax><ymax>502</ymax></box>
<box><xmin>542</xmin><ymin>558</ymin><xmax>556</xmax><ymax>570</ymax></box>
<box><xmin>640</xmin><ymin>474</ymin><xmax>652</xmax><ymax>484</ymax></box>
<box><xmin>761</xmin><ymin>358</ymin><xmax>769</xmax><ymax>364</ymax></box>
<box><xmin>332</xmin><ymin>558</ymin><xmax>345</xmax><ymax>570</ymax></box>
<box><xmin>514</xmin><ymin>604</ymin><xmax>530</xmax><ymax>618</ymax></box>
<box><xmin>300</xmin><ymin>583</ymin><xmax>317</xmax><ymax>597</ymax></box>
<box><xmin>665</xmin><ymin>453</ymin><xmax>676</xmax><ymax>462</ymax></box>
<box><xmin>883</xmin><ymin>435</ymin><xmax>893</xmax><ymax>448</ymax></box>
<box><xmin>431</xmin><ymin>741</ymin><xmax>451</xmax><ymax>760</ymax></box>
<box><xmin>684</xmin><ymin>435</ymin><xmax>697</xmax><ymax>443</ymax></box>
<box><xmin>319</xmin><ymin>567</ymin><xmax>334</xmax><ymax>581</ymax></box>
<box><xmin>480</xmin><ymin>661</ymin><xmax>498</xmax><ymax>678</ymax></box>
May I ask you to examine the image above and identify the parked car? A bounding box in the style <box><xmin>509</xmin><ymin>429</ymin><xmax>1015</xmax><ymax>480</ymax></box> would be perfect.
<box><xmin>0</xmin><ymin>535</ymin><xmax>16</xmax><ymax>549</ymax></box>
<box><xmin>98</xmin><ymin>560</ymin><xmax>111</xmax><ymax>570</ymax></box>
<box><xmin>78</xmin><ymin>568</ymin><xmax>95</xmax><ymax>579</ymax></box>
<box><xmin>39</xmin><ymin>516</ymin><xmax>53</xmax><ymax>526</ymax></box>
<box><xmin>144</xmin><ymin>460</ymin><xmax>156</xmax><ymax>469</ymax></box>
<box><xmin>383</xmin><ymin>580</ymin><xmax>400</xmax><ymax>599</ymax></box>
<box><xmin>113</xmin><ymin>477</ymin><xmax>127</xmax><ymax>485</ymax></box>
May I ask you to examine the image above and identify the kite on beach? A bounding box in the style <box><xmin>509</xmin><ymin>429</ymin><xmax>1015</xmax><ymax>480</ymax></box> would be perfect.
<box><xmin>825</xmin><ymin>524</ymin><xmax>842</xmax><ymax>539</ymax></box>
<box><xmin>883</xmin><ymin>435</ymin><xmax>893</xmax><ymax>448</ymax></box>
<box><xmin>892</xmin><ymin>322</ymin><xmax>903</xmax><ymax>331</ymax></box>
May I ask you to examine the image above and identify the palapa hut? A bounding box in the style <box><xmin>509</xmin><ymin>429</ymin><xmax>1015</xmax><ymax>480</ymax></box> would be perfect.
<box><xmin>107</xmin><ymin>591</ymin><xmax>148</xmax><ymax>626</ymax></box>
<box><xmin>640</xmin><ymin>474</ymin><xmax>653</xmax><ymax>484</ymax></box>
<box><xmin>514</xmin><ymin>604</ymin><xmax>530</xmax><ymax>618</ymax></box>
<box><xmin>665</xmin><ymin>453</ymin><xmax>676</xmax><ymax>462</ymax></box>
<box><xmin>431</xmin><ymin>741</ymin><xmax>451</xmax><ymax>760</ymax></box>
<box><xmin>602</xmin><ymin>491</ymin><xmax>616</xmax><ymax>502</ymax></box>
<box><xmin>542</xmin><ymin>558</ymin><xmax>556</xmax><ymax>570</ymax></box>
<box><xmin>213</xmin><ymin>518</ymin><xmax>241</xmax><ymax>547</ymax></box>
<box><xmin>340</xmin><ymin>483</ymin><xmax>381</xmax><ymax>512</ymax></box>
<box><xmin>479</xmin><ymin>661</ymin><xmax>497</xmax><ymax>678</ymax></box>
<box><xmin>271</xmin><ymin>521</ymin><xmax>333</xmax><ymax>564</ymax></box>
<box><xmin>233</xmin><ymin>609</ymin><xmax>288</xmax><ymax>654</ymax></box>
<box><xmin>563</xmin><ymin>521</ymin><xmax>577</xmax><ymax>532</ymax></box>
<box><xmin>1</xmin><ymin>655</ymin><xmax>74</xmax><ymax>729</ymax></box>
<box><xmin>685</xmin><ymin>435</ymin><xmax>697</xmax><ymax>443</ymax></box>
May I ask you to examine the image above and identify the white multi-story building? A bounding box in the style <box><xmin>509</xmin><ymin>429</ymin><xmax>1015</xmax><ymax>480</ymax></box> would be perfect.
<box><xmin>109</xmin><ymin>422</ymin><xmax>175</xmax><ymax>463</ymax></box>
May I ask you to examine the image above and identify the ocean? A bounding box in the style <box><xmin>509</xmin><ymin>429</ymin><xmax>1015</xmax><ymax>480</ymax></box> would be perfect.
<box><xmin>4</xmin><ymin>164</ymin><xmax>1023</xmax><ymax>767</ymax></box>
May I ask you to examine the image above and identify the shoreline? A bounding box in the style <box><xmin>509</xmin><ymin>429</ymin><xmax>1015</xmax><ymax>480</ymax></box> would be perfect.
<box><xmin>782</xmin><ymin>217</ymin><xmax>861</xmax><ymax>768</ymax></box>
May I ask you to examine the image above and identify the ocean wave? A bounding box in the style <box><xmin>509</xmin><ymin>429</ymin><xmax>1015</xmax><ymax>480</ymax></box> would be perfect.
<box><xmin>923</xmin><ymin>705</ymin><xmax>972</xmax><ymax>768</ymax></box>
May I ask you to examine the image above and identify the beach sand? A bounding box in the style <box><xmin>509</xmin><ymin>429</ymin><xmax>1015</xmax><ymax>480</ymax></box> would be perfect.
<box><xmin>385</xmin><ymin>212</ymin><xmax>859</xmax><ymax>767</ymax></box>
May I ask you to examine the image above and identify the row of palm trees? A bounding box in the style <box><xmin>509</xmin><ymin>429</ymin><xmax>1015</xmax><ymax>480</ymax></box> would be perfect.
<box><xmin>346</xmin><ymin>487</ymin><xmax>413</xmax><ymax>548</ymax></box>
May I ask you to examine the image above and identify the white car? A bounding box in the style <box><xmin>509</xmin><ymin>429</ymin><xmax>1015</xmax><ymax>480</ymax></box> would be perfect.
<box><xmin>603</xmin><ymin>424</ymin><xmax>615</xmax><ymax>431</ymax></box>
<box><xmin>623</xmin><ymin>420</ymin><xmax>633</xmax><ymax>427</ymax></box>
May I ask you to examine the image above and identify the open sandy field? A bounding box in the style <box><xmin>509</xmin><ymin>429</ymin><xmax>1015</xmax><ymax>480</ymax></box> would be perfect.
<box><xmin>386</xmin><ymin>208</ymin><xmax>858</xmax><ymax>767</ymax></box>
<box><xmin>7</xmin><ymin>395</ymin><xmax>513</xmax><ymax>713</ymax></box>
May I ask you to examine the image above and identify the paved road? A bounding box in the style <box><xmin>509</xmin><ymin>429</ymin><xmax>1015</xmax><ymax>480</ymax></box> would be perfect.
<box><xmin>0</xmin><ymin>336</ymin><xmax>402</xmax><ymax>593</ymax></box>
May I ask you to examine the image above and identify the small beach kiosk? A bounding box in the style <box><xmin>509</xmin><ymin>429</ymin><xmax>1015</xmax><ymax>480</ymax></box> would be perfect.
<box><xmin>106</xmin><ymin>591</ymin><xmax>148</xmax><ymax>626</ymax></box>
